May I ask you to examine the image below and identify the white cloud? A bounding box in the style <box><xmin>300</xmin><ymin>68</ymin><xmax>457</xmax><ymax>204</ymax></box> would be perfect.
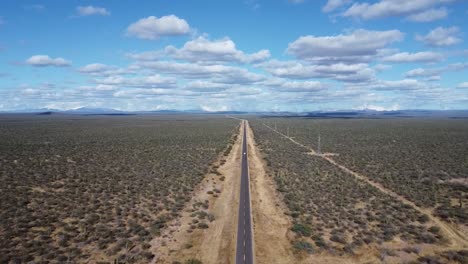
<box><xmin>374</xmin><ymin>64</ymin><xmax>392</xmax><ymax>71</ymax></box>
<box><xmin>135</xmin><ymin>61</ymin><xmax>232</xmax><ymax>77</ymax></box>
<box><xmin>126</xmin><ymin>15</ymin><xmax>190</xmax><ymax>40</ymax></box>
<box><xmin>165</xmin><ymin>36</ymin><xmax>270</xmax><ymax>64</ymax></box>
<box><xmin>287</xmin><ymin>29</ymin><xmax>403</xmax><ymax>61</ymax></box>
<box><xmin>407</xmin><ymin>8</ymin><xmax>447</xmax><ymax>22</ymax></box>
<box><xmin>76</xmin><ymin>6</ymin><xmax>110</xmax><ymax>16</ymax></box>
<box><xmin>262</xmin><ymin>78</ymin><xmax>327</xmax><ymax>92</ymax></box>
<box><xmin>343</xmin><ymin>0</ymin><xmax>455</xmax><ymax>20</ymax></box>
<box><xmin>447</xmin><ymin>62</ymin><xmax>468</xmax><ymax>71</ymax></box>
<box><xmin>359</xmin><ymin>103</ymin><xmax>400</xmax><ymax>111</ymax></box>
<box><xmin>185</xmin><ymin>80</ymin><xmax>231</xmax><ymax>92</ymax></box>
<box><xmin>26</xmin><ymin>55</ymin><xmax>71</xmax><ymax>67</ymax></box>
<box><xmin>134</xmin><ymin>60</ymin><xmax>264</xmax><ymax>85</ymax></box>
<box><xmin>126</xmin><ymin>50</ymin><xmax>164</xmax><ymax>61</ymax></box>
<box><xmin>381</xmin><ymin>51</ymin><xmax>443</xmax><ymax>63</ymax></box>
<box><xmin>200</xmin><ymin>104</ymin><xmax>230</xmax><ymax>112</ymax></box>
<box><xmin>214</xmin><ymin>69</ymin><xmax>265</xmax><ymax>84</ymax></box>
<box><xmin>371</xmin><ymin>79</ymin><xmax>427</xmax><ymax>91</ymax></box>
<box><xmin>96</xmin><ymin>75</ymin><xmax>177</xmax><ymax>88</ymax></box>
<box><xmin>416</xmin><ymin>26</ymin><xmax>462</xmax><ymax>47</ymax></box>
<box><xmin>260</xmin><ymin>60</ymin><xmax>375</xmax><ymax>83</ymax></box>
<box><xmin>405</xmin><ymin>62</ymin><xmax>468</xmax><ymax>78</ymax></box>
<box><xmin>405</xmin><ymin>68</ymin><xmax>440</xmax><ymax>78</ymax></box>
<box><xmin>79</xmin><ymin>63</ymin><xmax>112</xmax><ymax>73</ymax></box>
<box><xmin>78</xmin><ymin>63</ymin><xmax>130</xmax><ymax>76</ymax></box>
<box><xmin>457</xmin><ymin>82</ymin><xmax>468</xmax><ymax>89</ymax></box>
<box><xmin>323</xmin><ymin>0</ymin><xmax>351</xmax><ymax>12</ymax></box>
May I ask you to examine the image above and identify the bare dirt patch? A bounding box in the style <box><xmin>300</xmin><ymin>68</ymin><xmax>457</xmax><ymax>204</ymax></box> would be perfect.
<box><xmin>150</xmin><ymin>122</ymin><xmax>243</xmax><ymax>264</ymax></box>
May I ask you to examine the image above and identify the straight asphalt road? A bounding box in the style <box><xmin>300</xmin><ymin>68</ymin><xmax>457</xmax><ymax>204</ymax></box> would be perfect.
<box><xmin>236</xmin><ymin>120</ymin><xmax>254</xmax><ymax>264</ymax></box>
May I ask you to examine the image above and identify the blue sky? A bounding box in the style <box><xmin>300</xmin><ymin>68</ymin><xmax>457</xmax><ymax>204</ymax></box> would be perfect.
<box><xmin>1</xmin><ymin>0</ymin><xmax>467</xmax><ymax>112</ymax></box>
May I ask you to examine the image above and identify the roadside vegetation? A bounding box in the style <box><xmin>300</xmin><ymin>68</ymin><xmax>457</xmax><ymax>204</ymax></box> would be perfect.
<box><xmin>249</xmin><ymin>118</ymin><xmax>467</xmax><ymax>262</ymax></box>
<box><xmin>0</xmin><ymin>115</ymin><xmax>238</xmax><ymax>263</ymax></box>
<box><xmin>260</xmin><ymin>118</ymin><xmax>468</xmax><ymax>225</ymax></box>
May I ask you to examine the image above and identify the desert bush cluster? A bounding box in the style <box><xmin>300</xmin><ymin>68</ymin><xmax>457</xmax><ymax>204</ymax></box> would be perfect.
<box><xmin>260</xmin><ymin>118</ymin><xmax>468</xmax><ymax>225</ymax></box>
<box><xmin>0</xmin><ymin>115</ymin><xmax>238</xmax><ymax>263</ymax></box>
<box><xmin>249</xmin><ymin>120</ymin><xmax>444</xmax><ymax>255</ymax></box>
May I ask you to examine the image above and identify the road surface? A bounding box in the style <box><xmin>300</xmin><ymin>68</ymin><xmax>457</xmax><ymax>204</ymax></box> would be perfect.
<box><xmin>236</xmin><ymin>120</ymin><xmax>254</xmax><ymax>264</ymax></box>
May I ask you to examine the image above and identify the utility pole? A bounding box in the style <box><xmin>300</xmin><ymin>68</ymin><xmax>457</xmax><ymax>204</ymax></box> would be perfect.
<box><xmin>317</xmin><ymin>131</ymin><xmax>321</xmax><ymax>154</ymax></box>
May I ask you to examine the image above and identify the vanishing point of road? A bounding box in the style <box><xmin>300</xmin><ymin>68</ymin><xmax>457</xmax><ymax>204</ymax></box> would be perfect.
<box><xmin>236</xmin><ymin>120</ymin><xmax>254</xmax><ymax>264</ymax></box>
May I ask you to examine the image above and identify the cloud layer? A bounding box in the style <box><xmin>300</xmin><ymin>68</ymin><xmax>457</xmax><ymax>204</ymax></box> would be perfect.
<box><xmin>3</xmin><ymin>2</ymin><xmax>467</xmax><ymax>112</ymax></box>
<box><xmin>126</xmin><ymin>15</ymin><xmax>190</xmax><ymax>40</ymax></box>
<box><xmin>26</xmin><ymin>55</ymin><xmax>71</xmax><ymax>67</ymax></box>
<box><xmin>76</xmin><ymin>6</ymin><xmax>110</xmax><ymax>16</ymax></box>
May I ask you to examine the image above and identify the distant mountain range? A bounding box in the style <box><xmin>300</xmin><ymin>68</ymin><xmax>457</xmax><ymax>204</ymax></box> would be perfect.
<box><xmin>2</xmin><ymin>107</ymin><xmax>468</xmax><ymax>119</ymax></box>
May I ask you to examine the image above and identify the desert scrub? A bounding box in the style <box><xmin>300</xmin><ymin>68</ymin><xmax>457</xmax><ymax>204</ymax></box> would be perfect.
<box><xmin>249</xmin><ymin>118</ymin><xmax>445</xmax><ymax>254</ymax></box>
<box><xmin>0</xmin><ymin>114</ymin><xmax>238</xmax><ymax>262</ymax></box>
<box><xmin>258</xmin><ymin>118</ymin><xmax>468</xmax><ymax>224</ymax></box>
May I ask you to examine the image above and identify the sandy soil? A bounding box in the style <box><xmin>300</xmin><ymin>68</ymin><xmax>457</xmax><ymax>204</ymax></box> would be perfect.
<box><xmin>150</xmin><ymin>122</ymin><xmax>243</xmax><ymax>264</ymax></box>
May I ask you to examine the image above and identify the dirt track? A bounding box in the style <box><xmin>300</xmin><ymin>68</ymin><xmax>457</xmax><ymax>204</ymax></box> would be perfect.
<box><xmin>263</xmin><ymin>123</ymin><xmax>468</xmax><ymax>250</ymax></box>
<box><xmin>150</xmin><ymin>122</ymin><xmax>243</xmax><ymax>264</ymax></box>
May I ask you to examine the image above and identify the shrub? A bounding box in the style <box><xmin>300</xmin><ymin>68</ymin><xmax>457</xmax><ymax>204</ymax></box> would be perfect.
<box><xmin>293</xmin><ymin>240</ymin><xmax>314</xmax><ymax>254</ymax></box>
<box><xmin>330</xmin><ymin>234</ymin><xmax>347</xmax><ymax>244</ymax></box>
<box><xmin>185</xmin><ymin>259</ymin><xmax>203</xmax><ymax>264</ymax></box>
<box><xmin>291</xmin><ymin>223</ymin><xmax>311</xmax><ymax>237</ymax></box>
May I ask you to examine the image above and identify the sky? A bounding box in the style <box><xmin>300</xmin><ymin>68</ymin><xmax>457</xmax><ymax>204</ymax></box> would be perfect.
<box><xmin>1</xmin><ymin>0</ymin><xmax>468</xmax><ymax>112</ymax></box>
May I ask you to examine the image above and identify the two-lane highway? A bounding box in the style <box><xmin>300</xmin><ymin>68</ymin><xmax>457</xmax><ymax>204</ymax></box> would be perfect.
<box><xmin>235</xmin><ymin>120</ymin><xmax>254</xmax><ymax>264</ymax></box>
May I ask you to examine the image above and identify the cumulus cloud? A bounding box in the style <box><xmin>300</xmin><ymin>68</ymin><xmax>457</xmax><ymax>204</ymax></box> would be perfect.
<box><xmin>381</xmin><ymin>51</ymin><xmax>443</xmax><ymax>63</ymax></box>
<box><xmin>78</xmin><ymin>63</ymin><xmax>131</xmax><ymax>76</ymax></box>
<box><xmin>359</xmin><ymin>103</ymin><xmax>400</xmax><ymax>111</ymax></box>
<box><xmin>126</xmin><ymin>15</ymin><xmax>190</xmax><ymax>40</ymax></box>
<box><xmin>323</xmin><ymin>0</ymin><xmax>351</xmax><ymax>12</ymax></box>
<box><xmin>214</xmin><ymin>69</ymin><xmax>265</xmax><ymax>84</ymax></box>
<box><xmin>407</xmin><ymin>8</ymin><xmax>447</xmax><ymax>22</ymax></box>
<box><xmin>165</xmin><ymin>36</ymin><xmax>270</xmax><ymax>64</ymax></box>
<box><xmin>343</xmin><ymin>0</ymin><xmax>454</xmax><ymax>20</ymax></box>
<box><xmin>200</xmin><ymin>104</ymin><xmax>230</xmax><ymax>112</ymax></box>
<box><xmin>96</xmin><ymin>75</ymin><xmax>177</xmax><ymax>88</ymax></box>
<box><xmin>405</xmin><ymin>68</ymin><xmax>440</xmax><ymax>78</ymax></box>
<box><xmin>260</xmin><ymin>60</ymin><xmax>375</xmax><ymax>83</ymax></box>
<box><xmin>125</xmin><ymin>50</ymin><xmax>164</xmax><ymax>61</ymax></box>
<box><xmin>133</xmin><ymin>60</ymin><xmax>264</xmax><ymax>85</ymax></box>
<box><xmin>416</xmin><ymin>26</ymin><xmax>462</xmax><ymax>47</ymax></box>
<box><xmin>135</xmin><ymin>61</ymin><xmax>233</xmax><ymax>77</ymax></box>
<box><xmin>185</xmin><ymin>80</ymin><xmax>231</xmax><ymax>92</ymax></box>
<box><xmin>79</xmin><ymin>84</ymin><xmax>117</xmax><ymax>92</ymax></box>
<box><xmin>405</xmin><ymin>63</ymin><xmax>468</xmax><ymax>78</ymax></box>
<box><xmin>287</xmin><ymin>29</ymin><xmax>403</xmax><ymax>61</ymax></box>
<box><xmin>79</xmin><ymin>63</ymin><xmax>112</xmax><ymax>73</ymax></box>
<box><xmin>76</xmin><ymin>6</ymin><xmax>110</xmax><ymax>16</ymax></box>
<box><xmin>457</xmin><ymin>82</ymin><xmax>468</xmax><ymax>89</ymax></box>
<box><xmin>126</xmin><ymin>37</ymin><xmax>270</xmax><ymax>64</ymax></box>
<box><xmin>262</xmin><ymin>78</ymin><xmax>327</xmax><ymax>92</ymax></box>
<box><xmin>371</xmin><ymin>79</ymin><xmax>427</xmax><ymax>91</ymax></box>
<box><xmin>26</xmin><ymin>55</ymin><xmax>71</xmax><ymax>67</ymax></box>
